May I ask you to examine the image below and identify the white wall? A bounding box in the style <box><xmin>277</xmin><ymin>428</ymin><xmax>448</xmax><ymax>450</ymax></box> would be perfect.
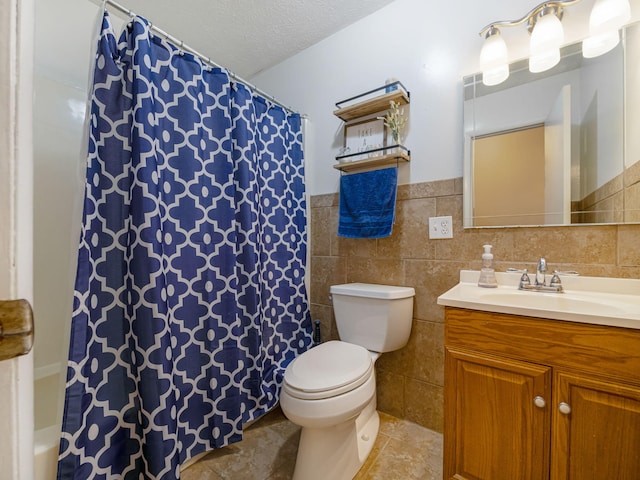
<box><xmin>32</xmin><ymin>0</ymin><xmax>115</xmax><ymax>436</ymax></box>
<box><xmin>33</xmin><ymin>0</ymin><xmax>127</xmax><ymax>374</ymax></box>
<box><xmin>33</xmin><ymin>73</ymin><xmax>87</xmax><ymax>374</ymax></box>
<box><xmin>250</xmin><ymin>0</ymin><xmax>636</xmax><ymax>196</ymax></box>
<box><xmin>580</xmin><ymin>45</ymin><xmax>625</xmax><ymax>187</ymax></box>
<box><xmin>625</xmin><ymin>22</ymin><xmax>640</xmax><ymax>167</ymax></box>
<box><xmin>33</xmin><ymin>0</ymin><xmax>91</xmax><ymax>371</ymax></box>
<box><xmin>36</xmin><ymin>0</ymin><xmax>105</xmax><ymax>89</ymax></box>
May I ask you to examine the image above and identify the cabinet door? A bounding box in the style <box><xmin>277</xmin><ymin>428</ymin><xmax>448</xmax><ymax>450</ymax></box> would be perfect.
<box><xmin>445</xmin><ymin>348</ymin><xmax>552</xmax><ymax>480</ymax></box>
<box><xmin>551</xmin><ymin>371</ymin><xmax>640</xmax><ymax>480</ymax></box>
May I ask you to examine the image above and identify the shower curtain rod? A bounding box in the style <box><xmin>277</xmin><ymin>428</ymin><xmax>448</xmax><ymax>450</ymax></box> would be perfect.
<box><xmin>97</xmin><ymin>0</ymin><xmax>300</xmax><ymax>115</ymax></box>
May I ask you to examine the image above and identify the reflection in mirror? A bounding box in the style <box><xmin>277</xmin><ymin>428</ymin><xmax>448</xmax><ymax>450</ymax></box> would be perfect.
<box><xmin>463</xmin><ymin>22</ymin><xmax>640</xmax><ymax>228</ymax></box>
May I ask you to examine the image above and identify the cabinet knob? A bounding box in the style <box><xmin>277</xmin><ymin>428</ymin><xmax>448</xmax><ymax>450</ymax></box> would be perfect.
<box><xmin>533</xmin><ymin>396</ymin><xmax>546</xmax><ymax>408</ymax></box>
<box><xmin>558</xmin><ymin>402</ymin><xmax>572</xmax><ymax>415</ymax></box>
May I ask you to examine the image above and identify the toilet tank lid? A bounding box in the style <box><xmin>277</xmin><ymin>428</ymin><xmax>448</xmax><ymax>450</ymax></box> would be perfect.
<box><xmin>330</xmin><ymin>283</ymin><xmax>415</xmax><ymax>299</ymax></box>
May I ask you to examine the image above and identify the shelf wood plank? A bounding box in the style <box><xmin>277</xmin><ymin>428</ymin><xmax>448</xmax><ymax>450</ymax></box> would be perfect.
<box><xmin>333</xmin><ymin>151</ymin><xmax>410</xmax><ymax>173</ymax></box>
<box><xmin>334</xmin><ymin>90</ymin><xmax>409</xmax><ymax>121</ymax></box>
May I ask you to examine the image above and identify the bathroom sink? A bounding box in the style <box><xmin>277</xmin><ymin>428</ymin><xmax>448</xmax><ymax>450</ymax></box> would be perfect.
<box><xmin>437</xmin><ymin>270</ymin><xmax>640</xmax><ymax>329</ymax></box>
<box><xmin>477</xmin><ymin>288</ymin><xmax>634</xmax><ymax>314</ymax></box>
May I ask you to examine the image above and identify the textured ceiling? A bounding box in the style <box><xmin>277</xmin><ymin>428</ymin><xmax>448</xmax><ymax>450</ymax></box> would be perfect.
<box><xmin>108</xmin><ymin>0</ymin><xmax>398</xmax><ymax>79</ymax></box>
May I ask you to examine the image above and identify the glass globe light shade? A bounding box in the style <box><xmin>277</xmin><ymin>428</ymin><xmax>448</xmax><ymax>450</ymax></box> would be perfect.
<box><xmin>589</xmin><ymin>0</ymin><xmax>631</xmax><ymax>34</ymax></box>
<box><xmin>582</xmin><ymin>0</ymin><xmax>630</xmax><ymax>58</ymax></box>
<box><xmin>529</xmin><ymin>11</ymin><xmax>564</xmax><ymax>72</ymax></box>
<box><xmin>529</xmin><ymin>48</ymin><xmax>561</xmax><ymax>73</ymax></box>
<box><xmin>480</xmin><ymin>29</ymin><xmax>509</xmax><ymax>86</ymax></box>
<box><xmin>583</xmin><ymin>31</ymin><xmax>620</xmax><ymax>58</ymax></box>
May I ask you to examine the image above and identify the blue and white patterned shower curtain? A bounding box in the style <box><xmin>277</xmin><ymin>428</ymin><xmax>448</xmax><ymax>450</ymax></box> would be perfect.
<box><xmin>58</xmin><ymin>13</ymin><xmax>311</xmax><ymax>479</ymax></box>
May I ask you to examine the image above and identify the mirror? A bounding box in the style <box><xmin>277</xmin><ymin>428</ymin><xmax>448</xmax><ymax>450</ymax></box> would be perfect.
<box><xmin>463</xmin><ymin>22</ymin><xmax>640</xmax><ymax>228</ymax></box>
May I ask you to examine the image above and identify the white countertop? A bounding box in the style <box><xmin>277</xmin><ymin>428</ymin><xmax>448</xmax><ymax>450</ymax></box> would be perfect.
<box><xmin>437</xmin><ymin>270</ymin><xmax>640</xmax><ymax>330</ymax></box>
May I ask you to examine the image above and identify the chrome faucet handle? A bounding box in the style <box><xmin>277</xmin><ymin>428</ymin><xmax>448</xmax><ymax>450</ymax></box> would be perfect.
<box><xmin>549</xmin><ymin>270</ymin><xmax>579</xmax><ymax>290</ymax></box>
<box><xmin>507</xmin><ymin>268</ymin><xmax>531</xmax><ymax>288</ymax></box>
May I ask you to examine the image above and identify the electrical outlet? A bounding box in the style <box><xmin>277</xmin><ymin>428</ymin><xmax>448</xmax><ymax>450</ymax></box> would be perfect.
<box><xmin>428</xmin><ymin>215</ymin><xmax>453</xmax><ymax>239</ymax></box>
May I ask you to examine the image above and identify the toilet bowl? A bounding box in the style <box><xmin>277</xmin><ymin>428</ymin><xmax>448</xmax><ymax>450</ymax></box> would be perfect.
<box><xmin>281</xmin><ymin>283</ymin><xmax>415</xmax><ymax>480</ymax></box>
<box><xmin>281</xmin><ymin>341</ymin><xmax>377</xmax><ymax>428</ymax></box>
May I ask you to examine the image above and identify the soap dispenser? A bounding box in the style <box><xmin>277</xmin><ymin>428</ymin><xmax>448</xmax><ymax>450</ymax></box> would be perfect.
<box><xmin>478</xmin><ymin>244</ymin><xmax>498</xmax><ymax>288</ymax></box>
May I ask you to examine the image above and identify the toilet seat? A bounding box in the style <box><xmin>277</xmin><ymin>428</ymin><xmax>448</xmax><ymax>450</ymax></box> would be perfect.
<box><xmin>283</xmin><ymin>341</ymin><xmax>373</xmax><ymax>401</ymax></box>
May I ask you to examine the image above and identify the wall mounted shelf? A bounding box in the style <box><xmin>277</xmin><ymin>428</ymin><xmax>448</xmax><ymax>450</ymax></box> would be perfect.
<box><xmin>333</xmin><ymin>81</ymin><xmax>410</xmax><ymax>174</ymax></box>
<box><xmin>333</xmin><ymin>145</ymin><xmax>410</xmax><ymax>173</ymax></box>
<box><xmin>333</xmin><ymin>81</ymin><xmax>410</xmax><ymax>121</ymax></box>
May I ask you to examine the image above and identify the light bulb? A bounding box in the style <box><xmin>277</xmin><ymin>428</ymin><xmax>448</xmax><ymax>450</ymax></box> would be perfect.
<box><xmin>480</xmin><ymin>28</ymin><xmax>509</xmax><ymax>86</ymax></box>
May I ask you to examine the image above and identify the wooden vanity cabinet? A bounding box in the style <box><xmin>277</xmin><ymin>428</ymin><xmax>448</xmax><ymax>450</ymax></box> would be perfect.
<box><xmin>444</xmin><ymin>307</ymin><xmax>640</xmax><ymax>480</ymax></box>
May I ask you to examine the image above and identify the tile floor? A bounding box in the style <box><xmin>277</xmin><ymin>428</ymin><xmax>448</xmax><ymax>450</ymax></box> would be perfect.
<box><xmin>181</xmin><ymin>408</ymin><xmax>443</xmax><ymax>480</ymax></box>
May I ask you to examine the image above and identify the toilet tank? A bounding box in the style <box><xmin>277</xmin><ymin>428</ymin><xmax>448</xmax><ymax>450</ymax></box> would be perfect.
<box><xmin>330</xmin><ymin>283</ymin><xmax>415</xmax><ymax>353</ymax></box>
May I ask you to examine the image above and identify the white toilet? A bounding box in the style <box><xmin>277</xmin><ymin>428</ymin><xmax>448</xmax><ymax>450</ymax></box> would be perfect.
<box><xmin>280</xmin><ymin>282</ymin><xmax>415</xmax><ymax>480</ymax></box>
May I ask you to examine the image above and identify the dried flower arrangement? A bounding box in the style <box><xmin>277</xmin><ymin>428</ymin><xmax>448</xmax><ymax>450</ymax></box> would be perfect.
<box><xmin>377</xmin><ymin>100</ymin><xmax>407</xmax><ymax>145</ymax></box>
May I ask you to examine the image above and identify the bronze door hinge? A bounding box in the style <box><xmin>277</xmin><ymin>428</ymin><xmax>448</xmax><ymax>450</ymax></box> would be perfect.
<box><xmin>0</xmin><ymin>299</ymin><xmax>34</xmax><ymax>361</ymax></box>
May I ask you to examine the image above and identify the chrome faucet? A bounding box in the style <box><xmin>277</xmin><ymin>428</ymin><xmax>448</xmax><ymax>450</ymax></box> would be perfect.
<box><xmin>536</xmin><ymin>257</ymin><xmax>547</xmax><ymax>286</ymax></box>
<box><xmin>507</xmin><ymin>262</ymin><xmax>578</xmax><ymax>293</ymax></box>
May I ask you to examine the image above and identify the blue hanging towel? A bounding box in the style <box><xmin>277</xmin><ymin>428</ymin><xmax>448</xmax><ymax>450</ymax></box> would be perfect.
<box><xmin>338</xmin><ymin>167</ymin><xmax>398</xmax><ymax>238</ymax></box>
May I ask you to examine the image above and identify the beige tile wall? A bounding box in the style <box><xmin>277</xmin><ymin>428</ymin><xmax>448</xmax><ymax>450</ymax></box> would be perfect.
<box><xmin>574</xmin><ymin>160</ymin><xmax>640</xmax><ymax>223</ymax></box>
<box><xmin>625</xmin><ymin>161</ymin><xmax>640</xmax><ymax>222</ymax></box>
<box><xmin>309</xmin><ymin>177</ymin><xmax>640</xmax><ymax>433</ymax></box>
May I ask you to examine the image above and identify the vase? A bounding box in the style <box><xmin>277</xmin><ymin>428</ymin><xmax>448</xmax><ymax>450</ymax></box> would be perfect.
<box><xmin>387</xmin><ymin>132</ymin><xmax>401</xmax><ymax>154</ymax></box>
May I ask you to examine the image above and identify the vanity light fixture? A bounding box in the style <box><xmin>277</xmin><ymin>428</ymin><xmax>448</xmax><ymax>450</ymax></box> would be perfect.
<box><xmin>478</xmin><ymin>0</ymin><xmax>632</xmax><ymax>85</ymax></box>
